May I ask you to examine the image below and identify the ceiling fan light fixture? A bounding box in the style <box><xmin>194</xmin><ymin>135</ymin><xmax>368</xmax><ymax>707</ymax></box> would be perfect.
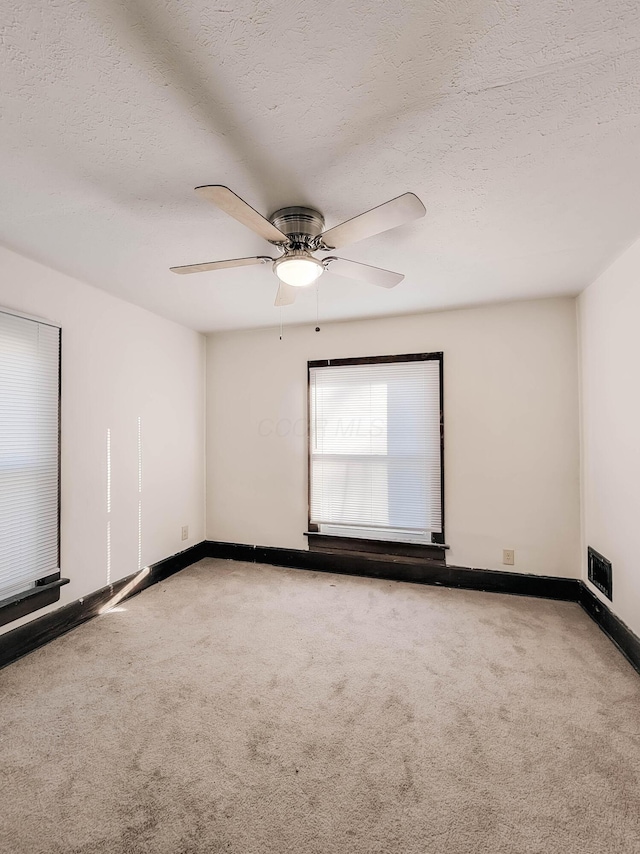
<box><xmin>273</xmin><ymin>253</ymin><xmax>324</xmax><ymax>287</ymax></box>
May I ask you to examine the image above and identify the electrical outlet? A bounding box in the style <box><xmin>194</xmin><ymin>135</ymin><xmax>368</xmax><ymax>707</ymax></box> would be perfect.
<box><xmin>181</xmin><ymin>525</ymin><xmax>189</xmax><ymax>541</ymax></box>
<box><xmin>503</xmin><ymin>549</ymin><xmax>515</xmax><ymax>566</ymax></box>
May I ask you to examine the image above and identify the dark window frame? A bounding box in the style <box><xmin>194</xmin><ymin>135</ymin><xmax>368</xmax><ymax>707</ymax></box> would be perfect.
<box><xmin>307</xmin><ymin>351</ymin><xmax>445</xmax><ymax>552</ymax></box>
<box><xmin>0</xmin><ymin>316</ymin><xmax>68</xmax><ymax>628</ymax></box>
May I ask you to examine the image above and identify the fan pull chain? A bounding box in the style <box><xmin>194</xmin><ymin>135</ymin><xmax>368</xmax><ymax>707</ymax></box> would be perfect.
<box><xmin>279</xmin><ymin>307</ymin><xmax>283</xmax><ymax>341</ymax></box>
<box><xmin>315</xmin><ymin>283</ymin><xmax>321</xmax><ymax>332</ymax></box>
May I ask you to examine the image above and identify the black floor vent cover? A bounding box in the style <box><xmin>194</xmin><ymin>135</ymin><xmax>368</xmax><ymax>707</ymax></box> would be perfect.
<box><xmin>588</xmin><ymin>547</ymin><xmax>612</xmax><ymax>600</ymax></box>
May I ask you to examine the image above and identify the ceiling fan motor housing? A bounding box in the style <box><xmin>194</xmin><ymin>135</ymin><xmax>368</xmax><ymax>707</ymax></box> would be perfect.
<box><xmin>269</xmin><ymin>206</ymin><xmax>325</xmax><ymax>248</ymax></box>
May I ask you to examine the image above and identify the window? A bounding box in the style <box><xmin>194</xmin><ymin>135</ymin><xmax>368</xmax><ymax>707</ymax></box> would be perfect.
<box><xmin>308</xmin><ymin>353</ymin><xmax>444</xmax><ymax>545</ymax></box>
<box><xmin>0</xmin><ymin>309</ymin><xmax>66</xmax><ymax>627</ymax></box>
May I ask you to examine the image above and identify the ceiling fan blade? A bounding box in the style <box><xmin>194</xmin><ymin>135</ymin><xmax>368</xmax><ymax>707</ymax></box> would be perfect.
<box><xmin>319</xmin><ymin>193</ymin><xmax>425</xmax><ymax>250</ymax></box>
<box><xmin>324</xmin><ymin>257</ymin><xmax>404</xmax><ymax>289</ymax></box>
<box><xmin>170</xmin><ymin>256</ymin><xmax>273</xmax><ymax>275</ymax></box>
<box><xmin>274</xmin><ymin>281</ymin><xmax>297</xmax><ymax>306</ymax></box>
<box><xmin>195</xmin><ymin>185</ymin><xmax>288</xmax><ymax>243</ymax></box>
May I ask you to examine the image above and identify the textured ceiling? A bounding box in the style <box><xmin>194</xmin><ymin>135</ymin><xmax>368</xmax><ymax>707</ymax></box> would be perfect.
<box><xmin>1</xmin><ymin>0</ymin><xmax>640</xmax><ymax>331</ymax></box>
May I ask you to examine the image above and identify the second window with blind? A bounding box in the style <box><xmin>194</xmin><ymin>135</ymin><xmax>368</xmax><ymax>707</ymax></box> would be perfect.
<box><xmin>0</xmin><ymin>309</ymin><xmax>64</xmax><ymax>627</ymax></box>
<box><xmin>308</xmin><ymin>353</ymin><xmax>444</xmax><ymax>545</ymax></box>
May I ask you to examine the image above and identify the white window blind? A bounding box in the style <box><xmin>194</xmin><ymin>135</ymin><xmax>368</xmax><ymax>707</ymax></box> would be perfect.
<box><xmin>309</xmin><ymin>357</ymin><xmax>442</xmax><ymax>541</ymax></box>
<box><xmin>0</xmin><ymin>310</ymin><xmax>60</xmax><ymax>600</ymax></box>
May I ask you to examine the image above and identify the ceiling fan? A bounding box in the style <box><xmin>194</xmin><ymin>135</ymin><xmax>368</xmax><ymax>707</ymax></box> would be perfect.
<box><xmin>170</xmin><ymin>185</ymin><xmax>426</xmax><ymax>306</ymax></box>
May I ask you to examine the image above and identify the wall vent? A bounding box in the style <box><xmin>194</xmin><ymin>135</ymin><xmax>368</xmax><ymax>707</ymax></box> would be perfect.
<box><xmin>588</xmin><ymin>547</ymin><xmax>612</xmax><ymax>601</ymax></box>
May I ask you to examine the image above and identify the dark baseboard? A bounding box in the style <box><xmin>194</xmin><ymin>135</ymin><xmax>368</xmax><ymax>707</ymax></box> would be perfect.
<box><xmin>578</xmin><ymin>581</ymin><xmax>640</xmax><ymax>675</ymax></box>
<box><xmin>204</xmin><ymin>540</ymin><xmax>579</xmax><ymax>601</ymax></box>
<box><xmin>0</xmin><ymin>541</ymin><xmax>208</xmax><ymax>670</ymax></box>
<box><xmin>3</xmin><ymin>539</ymin><xmax>637</xmax><ymax>679</ymax></box>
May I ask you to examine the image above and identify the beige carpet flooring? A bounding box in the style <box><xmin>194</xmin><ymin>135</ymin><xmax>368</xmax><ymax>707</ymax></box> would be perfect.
<box><xmin>1</xmin><ymin>558</ymin><xmax>639</xmax><ymax>853</ymax></box>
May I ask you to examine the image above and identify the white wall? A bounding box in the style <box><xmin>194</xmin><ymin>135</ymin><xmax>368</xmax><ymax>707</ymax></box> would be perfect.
<box><xmin>579</xmin><ymin>238</ymin><xmax>640</xmax><ymax>637</ymax></box>
<box><xmin>0</xmin><ymin>246</ymin><xmax>205</xmax><ymax>635</ymax></box>
<box><xmin>207</xmin><ymin>298</ymin><xmax>581</xmax><ymax>578</ymax></box>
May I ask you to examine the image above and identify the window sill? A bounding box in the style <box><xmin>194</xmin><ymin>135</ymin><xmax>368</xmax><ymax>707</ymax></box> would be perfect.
<box><xmin>304</xmin><ymin>532</ymin><xmax>448</xmax><ymax>564</ymax></box>
<box><xmin>0</xmin><ymin>576</ymin><xmax>69</xmax><ymax>629</ymax></box>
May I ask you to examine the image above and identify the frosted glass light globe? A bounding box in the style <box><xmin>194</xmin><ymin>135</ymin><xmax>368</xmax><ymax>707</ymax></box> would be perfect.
<box><xmin>273</xmin><ymin>254</ymin><xmax>324</xmax><ymax>287</ymax></box>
